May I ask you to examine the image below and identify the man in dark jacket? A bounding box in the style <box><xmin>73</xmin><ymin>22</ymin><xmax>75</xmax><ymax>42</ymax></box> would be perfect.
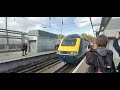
<box><xmin>113</xmin><ymin>32</ymin><xmax>120</xmax><ymax>58</ymax></box>
<box><xmin>86</xmin><ymin>35</ymin><xmax>116</xmax><ymax>73</ymax></box>
<box><xmin>22</xmin><ymin>43</ymin><xmax>26</xmax><ymax>56</ymax></box>
<box><xmin>25</xmin><ymin>43</ymin><xmax>28</xmax><ymax>55</ymax></box>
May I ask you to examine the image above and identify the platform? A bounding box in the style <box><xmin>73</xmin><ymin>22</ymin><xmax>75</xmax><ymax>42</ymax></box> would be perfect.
<box><xmin>0</xmin><ymin>50</ymin><xmax>57</xmax><ymax>63</ymax></box>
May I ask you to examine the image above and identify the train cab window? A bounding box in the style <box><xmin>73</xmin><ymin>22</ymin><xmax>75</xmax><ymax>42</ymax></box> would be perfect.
<box><xmin>61</xmin><ymin>38</ymin><xmax>76</xmax><ymax>46</ymax></box>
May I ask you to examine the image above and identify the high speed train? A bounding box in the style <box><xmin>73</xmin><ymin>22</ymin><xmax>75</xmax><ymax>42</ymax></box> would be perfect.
<box><xmin>56</xmin><ymin>34</ymin><xmax>90</xmax><ymax>64</ymax></box>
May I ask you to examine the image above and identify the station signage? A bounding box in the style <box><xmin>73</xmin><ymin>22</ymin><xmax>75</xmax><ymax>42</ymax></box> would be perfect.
<box><xmin>28</xmin><ymin>36</ymin><xmax>37</xmax><ymax>40</ymax></box>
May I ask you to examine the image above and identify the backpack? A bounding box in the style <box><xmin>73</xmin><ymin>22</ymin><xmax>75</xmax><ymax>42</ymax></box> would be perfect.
<box><xmin>93</xmin><ymin>52</ymin><xmax>115</xmax><ymax>73</ymax></box>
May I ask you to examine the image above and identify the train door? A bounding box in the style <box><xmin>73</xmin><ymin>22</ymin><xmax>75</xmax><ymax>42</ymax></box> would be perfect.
<box><xmin>29</xmin><ymin>41</ymin><xmax>36</xmax><ymax>52</ymax></box>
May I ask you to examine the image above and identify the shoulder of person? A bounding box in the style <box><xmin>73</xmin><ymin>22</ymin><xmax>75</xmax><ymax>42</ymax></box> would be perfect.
<box><xmin>107</xmin><ymin>49</ymin><xmax>113</xmax><ymax>56</ymax></box>
<box><xmin>88</xmin><ymin>49</ymin><xmax>97</xmax><ymax>53</ymax></box>
<box><xmin>86</xmin><ymin>49</ymin><xmax>97</xmax><ymax>56</ymax></box>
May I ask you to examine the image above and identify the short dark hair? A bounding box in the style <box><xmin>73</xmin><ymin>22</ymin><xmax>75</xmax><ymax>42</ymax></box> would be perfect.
<box><xmin>94</xmin><ymin>35</ymin><xmax>108</xmax><ymax>47</ymax></box>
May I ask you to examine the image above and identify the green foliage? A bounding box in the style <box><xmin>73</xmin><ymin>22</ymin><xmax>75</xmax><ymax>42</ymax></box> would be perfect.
<box><xmin>81</xmin><ymin>33</ymin><xmax>95</xmax><ymax>43</ymax></box>
<box><xmin>57</xmin><ymin>34</ymin><xmax>65</xmax><ymax>39</ymax></box>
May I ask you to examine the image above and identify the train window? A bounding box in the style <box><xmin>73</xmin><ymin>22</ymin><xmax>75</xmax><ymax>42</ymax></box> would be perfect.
<box><xmin>61</xmin><ymin>38</ymin><xmax>76</xmax><ymax>46</ymax></box>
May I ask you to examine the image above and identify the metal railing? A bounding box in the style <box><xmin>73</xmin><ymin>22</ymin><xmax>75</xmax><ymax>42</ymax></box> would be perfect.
<box><xmin>0</xmin><ymin>28</ymin><xmax>28</xmax><ymax>52</ymax></box>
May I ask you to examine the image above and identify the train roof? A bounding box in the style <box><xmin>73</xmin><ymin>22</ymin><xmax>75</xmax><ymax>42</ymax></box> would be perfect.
<box><xmin>64</xmin><ymin>34</ymin><xmax>90</xmax><ymax>42</ymax></box>
<box><xmin>65</xmin><ymin>34</ymin><xmax>81</xmax><ymax>38</ymax></box>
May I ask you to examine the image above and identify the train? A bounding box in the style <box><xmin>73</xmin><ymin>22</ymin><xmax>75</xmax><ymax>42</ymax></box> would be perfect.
<box><xmin>56</xmin><ymin>34</ymin><xmax>90</xmax><ymax>64</ymax></box>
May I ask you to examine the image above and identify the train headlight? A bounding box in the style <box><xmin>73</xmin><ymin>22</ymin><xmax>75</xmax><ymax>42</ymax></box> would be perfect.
<box><xmin>73</xmin><ymin>51</ymin><xmax>77</xmax><ymax>55</ymax></box>
<box><xmin>57</xmin><ymin>51</ymin><xmax>60</xmax><ymax>54</ymax></box>
<box><xmin>70</xmin><ymin>52</ymin><xmax>74</xmax><ymax>54</ymax></box>
<box><xmin>71</xmin><ymin>51</ymin><xmax>77</xmax><ymax>55</ymax></box>
<box><xmin>70</xmin><ymin>51</ymin><xmax>77</xmax><ymax>55</ymax></box>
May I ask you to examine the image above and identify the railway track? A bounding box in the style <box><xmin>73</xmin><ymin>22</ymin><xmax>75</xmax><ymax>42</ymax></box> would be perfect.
<box><xmin>15</xmin><ymin>59</ymin><xmax>77</xmax><ymax>73</ymax></box>
<box><xmin>16</xmin><ymin>58</ymin><xmax>61</xmax><ymax>73</ymax></box>
<box><xmin>2</xmin><ymin>52</ymin><xmax>57</xmax><ymax>73</ymax></box>
<box><xmin>14</xmin><ymin>59</ymin><xmax>76</xmax><ymax>73</ymax></box>
<box><xmin>5</xmin><ymin>55</ymin><xmax>78</xmax><ymax>73</ymax></box>
<box><xmin>54</xmin><ymin>64</ymin><xmax>77</xmax><ymax>73</ymax></box>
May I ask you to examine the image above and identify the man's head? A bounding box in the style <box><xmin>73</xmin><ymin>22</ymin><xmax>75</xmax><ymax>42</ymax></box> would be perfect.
<box><xmin>116</xmin><ymin>32</ymin><xmax>120</xmax><ymax>38</ymax></box>
<box><xmin>93</xmin><ymin>35</ymin><xmax>108</xmax><ymax>49</ymax></box>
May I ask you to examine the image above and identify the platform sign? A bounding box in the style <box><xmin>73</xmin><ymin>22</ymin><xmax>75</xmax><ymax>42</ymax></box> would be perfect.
<box><xmin>28</xmin><ymin>36</ymin><xmax>37</xmax><ymax>40</ymax></box>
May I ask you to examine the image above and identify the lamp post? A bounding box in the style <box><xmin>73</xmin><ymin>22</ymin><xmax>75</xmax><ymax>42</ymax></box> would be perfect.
<box><xmin>6</xmin><ymin>17</ymin><xmax>9</xmax><ymax>51</ymax></box>
<box><xmin>61</xmin><ymin>17</ymin><xmax>63</xmax><ymax>39</ymax></box>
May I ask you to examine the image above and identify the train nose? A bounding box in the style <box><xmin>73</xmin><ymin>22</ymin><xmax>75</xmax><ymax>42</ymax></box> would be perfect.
<box><xmin>62</xmin><ymin>56</ymin><xmax>66</xmax><ymax>61</ymax></box>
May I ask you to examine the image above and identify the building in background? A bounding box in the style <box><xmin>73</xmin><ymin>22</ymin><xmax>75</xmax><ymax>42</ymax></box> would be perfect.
<box><xmin>28</xmin><ymin>30</ymin><xmax>58</xmax><ymax>52</ymax></box>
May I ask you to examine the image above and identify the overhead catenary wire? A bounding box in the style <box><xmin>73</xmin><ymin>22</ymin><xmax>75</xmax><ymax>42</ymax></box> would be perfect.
<box><xmin>23</xmin><ymin>17</ymin><xmax>90</xmax><ymax>27</ymax></box>
<box><xmin>2</xmin><ymin>17</ymin><xmax>99</xmax><ymax>37</ymax></box>
<box><xmin>89</xmin><ymin>17</ymin><xmax>96</xmax><ymax>36</ymax></box>
<box><xmin>18</xmin><ymin>17</ymin><xmax>94</xmax><ymax>36</ymax></box>
<box><xmin>22</xmin><ymin>17</ymin><xmax>61</xmax><ymax>31</ymax></box>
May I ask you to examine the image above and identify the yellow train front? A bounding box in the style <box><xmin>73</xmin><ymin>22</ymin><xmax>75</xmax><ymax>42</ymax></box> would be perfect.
<box><xmin>57</xmin><ymin>34</ymin><xmax>89</xmax><ymax>64</ymax></box>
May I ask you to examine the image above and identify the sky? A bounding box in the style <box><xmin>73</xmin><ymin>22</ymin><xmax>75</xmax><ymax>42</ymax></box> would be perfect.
<box><xmin>0</xmin><ymin>17</ymin><xmax>103</xmax><ymax>36</ymax></box>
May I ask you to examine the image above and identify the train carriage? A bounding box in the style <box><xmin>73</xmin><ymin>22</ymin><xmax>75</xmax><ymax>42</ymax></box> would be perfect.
<box><xmin>57</xmin><ymin>34</ymin><xmax>89</xmax><ymax>64</ymax></box>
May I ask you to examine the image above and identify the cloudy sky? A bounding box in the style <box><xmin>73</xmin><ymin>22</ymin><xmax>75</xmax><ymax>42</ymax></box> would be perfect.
<box><xmin>0</xmin><ymin>17</ymin><xmax>103</xmax><ymax>36</ymax></box>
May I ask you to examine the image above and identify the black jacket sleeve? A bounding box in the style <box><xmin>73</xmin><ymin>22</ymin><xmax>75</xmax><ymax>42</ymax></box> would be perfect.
<box><xmin>113</xmin><ymin>38</ymin><xmax>119</xmax><ymax>47</ymax></box>
<box><xmin>107</xmin><ymin>50</ymin><xmax>113</xmax><ymax>58</ymax></box>
<box><xmin>86</xmin><ymin>51</ymin><xmax>98</xmax><ymax>67</ymax></box>
<box><xmin>107</xmin><ymin>50</ymin><xmax>116</xmax><ymax>72</ymax></box>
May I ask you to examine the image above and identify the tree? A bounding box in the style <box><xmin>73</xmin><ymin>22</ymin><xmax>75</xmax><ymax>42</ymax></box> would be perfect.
<box><xmin>57</xmin><ymin>34</ymin><xmax>65</xmax><ymax>39</ymax></box>
<box><xmin>81</xmin><ymin>33</ymin><xmax>95</xmax><ymax>43</ymax></box>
